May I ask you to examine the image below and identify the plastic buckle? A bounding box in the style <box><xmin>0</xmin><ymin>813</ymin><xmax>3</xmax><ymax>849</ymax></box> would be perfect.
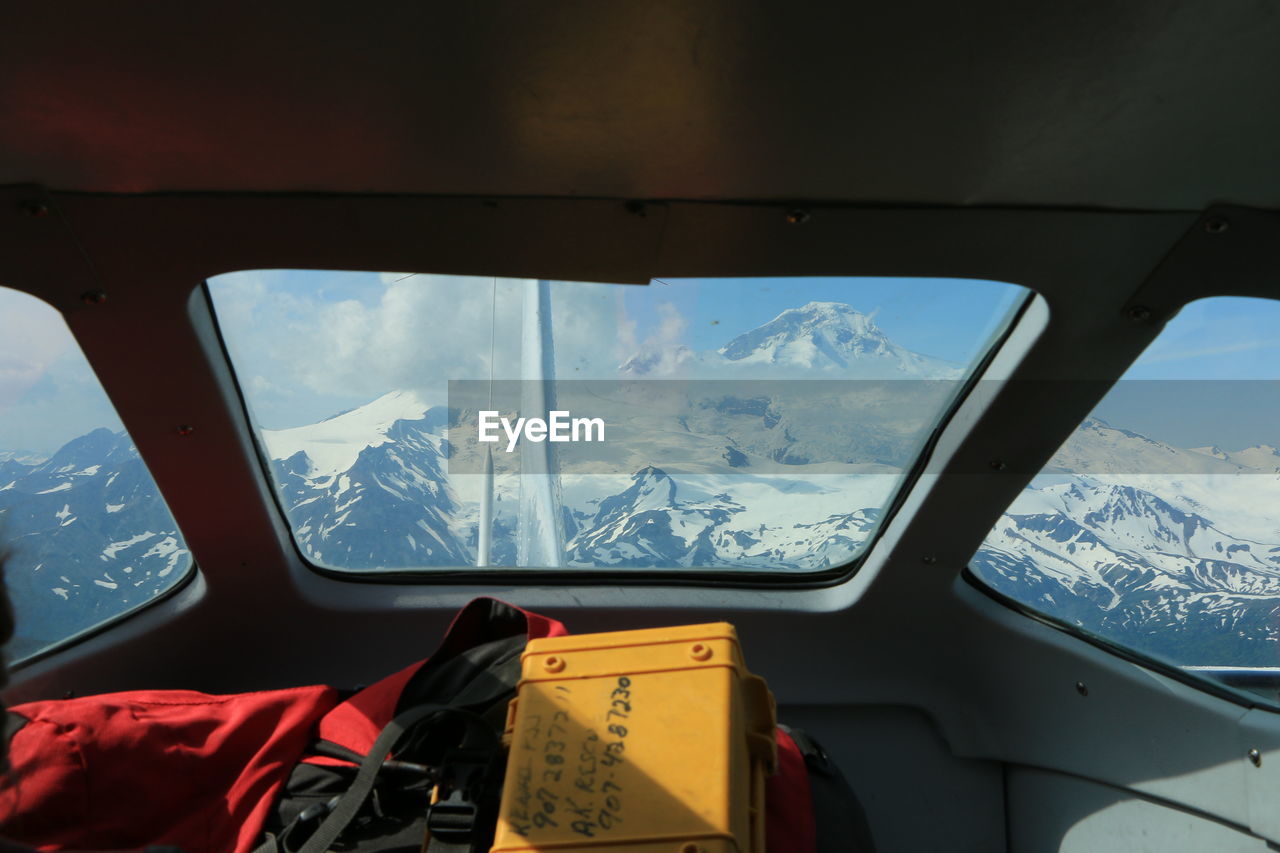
<box><xmin>427</xmin><ymin>788</ymin><xmax>479</xmax><ymax>841</ymax></box>
<box><xmin>426</xmin><ymin>749</ymin><xmax>494</xmax><ymax>843</ymax></box>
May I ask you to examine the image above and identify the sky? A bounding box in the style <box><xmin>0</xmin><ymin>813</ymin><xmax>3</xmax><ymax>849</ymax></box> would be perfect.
<box><xmin>204</xmin><ymin>271</ymin><xmax>1026</xmax><ymax>430</ymax></box>
<box><xmin>1122</xmin><ymin>297</ymin><xmax>1280</xmax><ymax>381</ymax></box>
<box><xmin>627</xmin><ymin>276</ymin><xmax>1024</xmax><ymax>361</ymax></box>
<box><xmin>1091</xmin><ymin>297</ymin><xmax>1280</xmax><ymax>448</ymax></box>
<box><xmin>0</xmin><ymin>288</ymin><xmax>122</xmax><ymax>455</ymax></box>
<box><xmin>4</xmin><ymin>277</ymin><xmax>1280</xmax><ymax>457</ymax></box>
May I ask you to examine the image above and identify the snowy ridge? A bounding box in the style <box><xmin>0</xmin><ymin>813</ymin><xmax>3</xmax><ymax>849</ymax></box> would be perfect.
<box><xmin>975</xmin><ymin>421</ymin><xmax>1280</xmax><ymax>665</ymax></box>
<box><xmin>262</xmin><ymin>389</ymin><xmax>434</xmax><ymax>478</ymax></box>
<box><xmin>0</xmin><ymin>428</ymin><xmax>191</xmax><ymax>659</ymax></box>
<box><xmin>564</xmin><ymin>466</ymin><xmax>881</xmax><ymax>569</ymax></box>
<box><xmin>270</xmin><ymin>409</ymin><xmax>470</xmax><ymax>569</ymax></box>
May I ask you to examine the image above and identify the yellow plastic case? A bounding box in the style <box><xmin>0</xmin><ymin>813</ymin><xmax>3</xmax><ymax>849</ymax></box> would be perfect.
<box><xmin>490</xmin><ymin>623</ymin><xmax>776</xmax><ymax>853</ymax></box>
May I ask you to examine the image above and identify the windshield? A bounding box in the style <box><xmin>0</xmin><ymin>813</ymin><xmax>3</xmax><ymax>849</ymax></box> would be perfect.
<box><xmin>208</xmin><ymin>272</ymin><xmax>1026</xmax><ymax>575</ymax></box>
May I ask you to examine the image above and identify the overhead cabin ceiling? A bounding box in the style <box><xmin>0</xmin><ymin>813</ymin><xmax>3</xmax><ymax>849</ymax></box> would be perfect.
<box><xmin>1</xmin><ymin>1</ymin><xmax>1278</xmax><ymax>209</ymax></box>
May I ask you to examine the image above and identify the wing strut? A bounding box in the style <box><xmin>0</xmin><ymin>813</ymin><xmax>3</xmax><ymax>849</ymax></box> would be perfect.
<box><xmin>515</xmin><ymin>279</ymin><xmax>565</xmax><ymax>567</ymax></box>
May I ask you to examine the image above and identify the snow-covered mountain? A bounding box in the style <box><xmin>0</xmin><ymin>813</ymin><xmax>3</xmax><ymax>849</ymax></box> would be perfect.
<box><xmin>266</xmin><ymin>395</ymin><xmax>473</xmax><ymax>569</ymax></box>
<box><xmin>253</xmin><ymin>387</ymin><xmax>896</xmax><ymax>573</ymax></box>
<box><xmin>0</xmin><ymin>429</ymin><xmax>191</xmax><ymax>659</ymax></box>
<box><xmin>11</xmin><ymin>302</ymin><xmax>1280</xmax><ymax>671</ymax></box>
<box><xmin>974</xmin><ymin>420</ymin><xmax>1280</xmax><ymax>665</ymax></box>
<box><xmin>620</xmin><ymin>302</ymin><xmax>959</xmax><ymax>378</ymax></box>
<box><xmin>246</xmin><ymin>306</ymin><xmax>959</xmax><ymax>572</ymax></box>
<box><xmin>564</xmin><ymin>466</ymin><xmax>879</xmax><ymax>569</ymax></box>
<box><xmin>1046</xmin><ymin>417</ymin><xmax>1247</xmax><ymax>476</ymax></box>
<box><xmin>12</xmin><ymin>400</ymin><xmax>1280</xmax><ymax>668</ymax></box>
<box><xmin>262</xmin><ymin>389</ymin><xmax>437</xmax><ymax>478</ymax></box>
<box><xmin>719</xmin><ymin>302</ymin><xmax>954</xmax><ymax>374</ymax></box>
<box><xmin>1190</xmin><ymin>443</ymin><xmax>1280</xmax><ymax>472</ymax></box>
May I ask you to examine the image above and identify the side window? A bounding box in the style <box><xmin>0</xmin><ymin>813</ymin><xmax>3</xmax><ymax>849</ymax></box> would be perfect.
<box><xmin>0</xmin><ymin>286</ymin><xmax>193</xmax><ymax>663</ymax></box>
<box><xmin>970</xmin><ymin>296</ymin><xmax>1280</xmax><ymax>701</ymax></box>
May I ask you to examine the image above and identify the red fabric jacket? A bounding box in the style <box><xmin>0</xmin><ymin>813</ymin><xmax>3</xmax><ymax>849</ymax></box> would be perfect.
<box><xmin>0</xmin><ymin>600</ymin><xmax>814</xmax><ymax>852</ymax></box>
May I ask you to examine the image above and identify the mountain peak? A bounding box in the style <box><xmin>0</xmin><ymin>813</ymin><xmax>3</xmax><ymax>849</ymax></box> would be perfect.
<box><xmin>632</xmin><ymin>464</ymin><xmax>670</xmax><ymax>484</ymax></box>
<box><xmin>719</xmin><ymin>302</ymin><xmax>886</xmax><ymax>364</ymax></box>
<box><xmin>792</xmin><ymin>300</ymin><xmax>873</xmax><ymax>321</ymax></box>
<box><xmin>1244</xmin><ymin>444</ymin><xmax>1280</xmax><ymax>454</ymax></box>
<box><xmin>36</xmin><ymin>428</ymin><xmax>126</xmax><ymax>475</ymax></box>
<box><xmin>590</xmin><ymin>465</ymin><xmax>676</xmax><ymax>525</ymax></box>
<box><xmin>262</xmin><ymin>389</ymin><xmax>434</xmax><ymax>478</ymax></box>
<box><xmin>618</xmin><ymin>300</ymin><xmax>956</xmax><ymax>377</ymax></box>
<box><xmin>712</xmin><ymin>300</ymin><xmax>960</xmax><ymax>378</ymax></box>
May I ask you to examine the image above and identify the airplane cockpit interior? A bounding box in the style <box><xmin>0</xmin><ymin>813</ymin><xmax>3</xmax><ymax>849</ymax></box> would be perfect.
<box><xmin>3</xmin><ymin>3</ymin><xmax>1280</xmax><ymax>851</ymax></box>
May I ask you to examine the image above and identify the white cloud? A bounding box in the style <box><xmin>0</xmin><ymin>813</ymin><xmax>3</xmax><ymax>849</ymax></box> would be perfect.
<box><xmin>1138</xmin><ymin>338</ymin><xmax>1280</xmax><ymax>365</ymax></box>
<box><xmin>617</xmin><ymin>301</ymin><xmax>693</xmax><ymax>376</ymax></box>
<box><xmin>0</xmin><ymin>288</ymin><xmax>123</xmax><ymax>452</ymax></box>
<box><xmin>0</xmin><ymin>289</ymin><xmax>75</xmax><ymax>408</ymax></box>
<box><xmin>209</xmin><ymin>271</ymin><xmax>649</xmax><ymax>425</ymax></box>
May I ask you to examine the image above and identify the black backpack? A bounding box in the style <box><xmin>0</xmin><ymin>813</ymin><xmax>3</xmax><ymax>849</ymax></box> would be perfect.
<box><xmin>255</xmin><ymin>601</ymin><xmax>875</xmax><ymax>853</ymax></box>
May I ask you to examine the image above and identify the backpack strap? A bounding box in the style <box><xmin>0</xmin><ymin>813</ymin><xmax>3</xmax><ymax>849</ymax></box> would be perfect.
<box><xmin>296</xmin><ymin>704</ymin><xmax>497</xmax><ymax>853</ymax></box>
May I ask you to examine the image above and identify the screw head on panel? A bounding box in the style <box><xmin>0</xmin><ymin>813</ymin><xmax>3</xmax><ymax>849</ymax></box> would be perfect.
<box><xmin>1125</xmin><ymin>305</ymin><xmax>1153</xmax><ymax>324</ymax></box>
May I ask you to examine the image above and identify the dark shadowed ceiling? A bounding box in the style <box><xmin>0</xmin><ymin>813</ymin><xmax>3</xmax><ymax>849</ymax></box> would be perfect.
<box><xmin>1</xmin><ymin>1</ymin><xmax>1277</xmax><ymax>208</ymax></box>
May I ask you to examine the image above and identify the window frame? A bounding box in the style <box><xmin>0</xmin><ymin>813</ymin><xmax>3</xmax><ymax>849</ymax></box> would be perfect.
<box><xmin>963</xmin><ymin>293</ymin><xmax>1280</xmax><ymax>712</ymax></box>
<box><xmin>963</xmin><ymin>565</ymin><xmax>1280</xmax><ymax>711</ymax></box>
<box><xmin>0</xmin><ymin>286</ymin><xmax>199</xmax><ymax>671</ymax></box>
